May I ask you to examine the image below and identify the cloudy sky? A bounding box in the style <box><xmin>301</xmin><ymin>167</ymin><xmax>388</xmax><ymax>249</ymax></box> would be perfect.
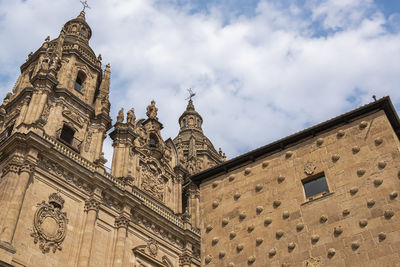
<box><xmin>1</xmin><ymin>0</ymin><xmax>400</xmax><ymax>166</ymax></box>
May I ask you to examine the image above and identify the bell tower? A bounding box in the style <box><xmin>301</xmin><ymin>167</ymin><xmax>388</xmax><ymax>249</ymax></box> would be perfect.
<box><xmin>0</xmin><ymin>10</ymin><xmax>111</xmax><ymax>165</ymax></box>
<box><xmin>173</xmin><ymin>99</ymin><xmax>225</xmax><ymax>174</ymax></box>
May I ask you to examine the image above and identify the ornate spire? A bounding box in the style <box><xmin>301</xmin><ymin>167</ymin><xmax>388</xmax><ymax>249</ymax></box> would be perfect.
<box><xmin>178</xmin><ymin>99</ymin><xmax>203</xmax><ymax>133</ymax></box>
<box><xmin>77</xmin><ymin>11</ymin><xmax>86</xmax><ymax>21</ymax></box>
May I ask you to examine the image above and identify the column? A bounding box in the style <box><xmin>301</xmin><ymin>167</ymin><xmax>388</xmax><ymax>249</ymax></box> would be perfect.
<box><xmin>112</xmin><ymin>215</ymin><xmax>129</xmax><ymax>267</ymax></box>
<box><xmin>78</xmin><ymin>198</ymin><xmax>100</xmax><ymax>267</ymax></box>
<box><xmin>0</xmin><ymin>163</ymin><xmax>33</xmax><ymax>245</ymax></box>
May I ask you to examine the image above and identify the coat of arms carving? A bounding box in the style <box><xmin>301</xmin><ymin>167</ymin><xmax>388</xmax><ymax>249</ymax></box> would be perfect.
<box><xmin>31</xmin><ymin>192</ymin><xmax>68</xmax><ymax>253</ymax></box>
<box><xmin>304</xmin><ymin>161</ymin><xmax>316</xmax><ymax>175</ymax></box>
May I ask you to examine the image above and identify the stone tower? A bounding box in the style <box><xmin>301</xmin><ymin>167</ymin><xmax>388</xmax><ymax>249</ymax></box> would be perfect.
<box><xmin>0</xmin><ymin>10</ymin><xmax>202</xmax><ymax>267</ymax></box>
<box><xmin>1</xmin><ymin>10</ymin><xmax>112</xmax><ymax>165</ymax></box>
<box><xmin>173</xmin><ymin>99</ymin><xmax>225</xmax><ymax>175</ymax></box>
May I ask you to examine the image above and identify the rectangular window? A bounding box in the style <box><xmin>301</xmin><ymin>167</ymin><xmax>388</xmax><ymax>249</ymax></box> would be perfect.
<box><xmin>302</xmin><ymin>174</ymin><xmax>329</xmax><ymax>199</ymax></box>
<box><xmin>60</xmin><ymin>125</ymin><xmax>75</xmax><ymax>145</ymax></box>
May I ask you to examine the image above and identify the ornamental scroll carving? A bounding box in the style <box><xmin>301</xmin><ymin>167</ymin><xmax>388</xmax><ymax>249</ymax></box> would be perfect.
<box><xmin>62</xmin><ymin>109</ymin><xmax>85</xmax><ymax>128</ymax></box>
<box><xmin>140</xmin><ymin>162</ymin><xmax>165</xmax><ymax>201</ymax></box>
<box><xmin>31</xmin><ymin>193</ymin><xmax>68</xmax><ymax>253</ymax></box>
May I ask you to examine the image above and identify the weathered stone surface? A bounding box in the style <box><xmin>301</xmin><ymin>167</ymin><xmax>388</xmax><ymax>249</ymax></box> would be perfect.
<box><xmin>199</xmin><ymin>110</ymin><xmax>400</xmax><ymax>267</ymax></box>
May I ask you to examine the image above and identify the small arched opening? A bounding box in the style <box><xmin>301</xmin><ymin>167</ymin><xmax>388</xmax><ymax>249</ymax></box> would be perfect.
<box><xmin>74</xmin><ymin>71</ymin><xmax>86</xmax><ymax>92</ymax></box>
<box><xmin>149</xmin><ymin>133</ymin><xmax>159</xmax><ymax>148</ymax></box>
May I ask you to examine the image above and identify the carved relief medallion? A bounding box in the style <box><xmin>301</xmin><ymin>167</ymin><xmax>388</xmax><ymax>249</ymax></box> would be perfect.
<box><xmin>304</xmin><ymin>161</ymin><xmax>316</xmax><ymax>175</ymax></box>
<box><xmin>31</xmin><ymin>193</ymin><xmax>68</xmax><ymax>253</ymax></box>
<box><xmin>147</xmin><ymin>239</ymin><xmax>158</xmax><ymax>257</ymax></box>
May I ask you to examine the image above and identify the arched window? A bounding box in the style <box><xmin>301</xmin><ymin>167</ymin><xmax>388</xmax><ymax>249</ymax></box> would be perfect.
<box><xmin>74</xmin><ymin>71</ymin><xmax>86</xmax><ymax>91</ymax></box>
<box><xmin>80</xmin><ymin>27</ymin><xmax>86</xmax><ymax>36</ymax></box>
<box><xmin>183</xmin><ymin>119</ymin><xmax>186</xmax><ymax>127</ymax></box>
<box><xmin>197</xmin><ymin>119</ymin><xmax>200</xmax><ymax>127</ymax></box>
<box><xmin>149</xmin><ymin>133</ymin><xmax>159</xmax><ymax>148</ymax></box>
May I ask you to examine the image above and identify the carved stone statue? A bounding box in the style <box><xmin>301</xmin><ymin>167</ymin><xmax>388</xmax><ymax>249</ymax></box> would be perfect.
<box><xmin>146</xmin><ymin>100</ymin><xmax>158</xmax><ymax>120</ymax></box>
<box><xmin>127</xmin><ymin>108</ymin><xmax>136</xmax><ymax>126</ymax></box>
<box><xmin>117</xmin><ymin>108</ymin><xmax>124</xmax><ymax>123</ymax></box>
<box><xmin>49</xmin><ymin>56</ymin><xmax>59</xmax><ymax>71</ymax></box>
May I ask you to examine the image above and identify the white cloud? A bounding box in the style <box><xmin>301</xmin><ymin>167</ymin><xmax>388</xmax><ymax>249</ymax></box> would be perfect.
<box><xmin>1</xmin><ymin>0</ymin><xmax>400</xmax><ymax>166</ymax></box>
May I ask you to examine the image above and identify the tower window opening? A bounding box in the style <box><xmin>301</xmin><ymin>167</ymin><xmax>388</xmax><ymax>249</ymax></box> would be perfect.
<box><xmin>302</xmin><ymin>173</ymin><xmax>329</xmax><ymax>200</ymax></box>
<box><xmin>149</xmin><ymin>133</ymin><xmax>159</xmax><ymax>148</ymax></box>
<box><xmin>197</xmin><ymin>120</ymin><xmax>200</xmax><ymax>127</ymax></box>
<box><xmin>60</xmin><ymin>124</ymin><xmax>75</xmax><ymax>145</ymax></box>
<box><xmin>74</xmin><ymin>71</ymin><xmax>86</xmax><ymax>92</ymax></box>
<box><xmin>80</xmin><ymin>27</ymin><xmax>86</xmax><ymax>36</ymax></box>
<box><xmin>183</xmin><ymin>119</ymin><xmax>186</xmax><ymax>127</ymax></box>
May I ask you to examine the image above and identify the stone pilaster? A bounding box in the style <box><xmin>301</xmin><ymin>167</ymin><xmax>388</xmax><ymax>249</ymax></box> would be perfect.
<box><xmin>179</xmin><ymin>252</ymin><xmax>192</xmax><ymax>267</ymax></box>
<box><xmin>0</xmin><ymin>162</ymin><xmax>34</xmax><ymax>245</ymax></box>
<box><xmin>112</xmin><ymin>215</ymin><xmax>129</xmax><ymax>267</ymax></box>
<box><xmin>77</xmin><ymin>198</ymin><xmax>100</xmax><ymax>267</ymax></box>
<box><xmin>187</xmin><ymin>185</ymin><xmax>200</xmax><ymax>229</ymax></box>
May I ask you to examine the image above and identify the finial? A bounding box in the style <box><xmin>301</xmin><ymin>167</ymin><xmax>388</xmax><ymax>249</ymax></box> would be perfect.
<box><xmin>80</xmin><ymin>0</ymin><xmax>90</xmax><ymax>12</ymax></box>
<box><xmin>372</xmin><ymin>95</ymin><xmax>377</xmax><ymax>101</ymax></box>
<box><xmin>106</xmin><ymin>63</ymin><xmax>111</xmax><ymax>69</ymax></box>
<box><xmin>45</xmin><ymin>36</ymin><xmax>50</xmax><ymax>42</ymax></box>
<box><xmin>97</xmin><ymin>54</ymin><xmax>102</xmax><ymax>61</ymax></box>
<box><xmin>186</xmin><ymin>88</ymin><xmax>196</xmax><ymax>101</ymax></box>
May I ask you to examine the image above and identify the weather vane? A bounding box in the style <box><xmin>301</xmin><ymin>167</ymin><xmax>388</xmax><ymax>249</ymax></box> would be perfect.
<box><xmin>186</xmin><ymin>88</ymin><xmax>196</xmax><ymax>101</ymax></box>
<box><xmin>80</xmin><ymin>0</ymin><xmax>90</xmax><ymax>12</ymax></box>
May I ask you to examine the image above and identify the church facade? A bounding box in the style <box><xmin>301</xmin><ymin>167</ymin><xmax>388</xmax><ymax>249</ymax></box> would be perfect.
<box><xmin>0</xmin><ymin>11</ymin><xmax>224</xmax><ymax>267</ymax></box>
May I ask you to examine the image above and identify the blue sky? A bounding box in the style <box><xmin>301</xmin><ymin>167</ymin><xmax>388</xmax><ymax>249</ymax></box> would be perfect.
<box><xmin>1</xmin><ymin>0</ymin><xmax>400</xmax><ymax>164</ymax></box>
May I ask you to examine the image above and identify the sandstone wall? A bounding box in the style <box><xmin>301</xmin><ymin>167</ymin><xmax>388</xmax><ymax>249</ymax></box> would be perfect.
<box><xmin>200</xmin><ymin>110</ymin><xmax>400</xmax><ymax>267</ymax></box>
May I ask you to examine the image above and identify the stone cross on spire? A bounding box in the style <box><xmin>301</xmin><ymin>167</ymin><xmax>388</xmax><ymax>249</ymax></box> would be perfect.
<box><xmin>186</xmin><ymin>88</ymin><xmax>196</xmax><ymax>101</ymax></box>
<box><xmin>80</xmin><ymin>0</ymin><xmax>90</xmax><ymax>12</ymax></box>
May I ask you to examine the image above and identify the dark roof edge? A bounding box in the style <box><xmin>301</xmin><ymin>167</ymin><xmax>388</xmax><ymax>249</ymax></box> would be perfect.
<box><xmin>190</xmin><ymin>96</ymin><xmax>400</xmax><ymax>185</ymax></box>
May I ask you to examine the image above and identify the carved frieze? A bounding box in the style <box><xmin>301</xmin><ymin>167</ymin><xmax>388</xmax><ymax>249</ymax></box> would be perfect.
<box><xmin>38</xmin><ymin>156</ymin><xmax>94</xmax><ymax>194</ymax></box>
<box><xmin>131</xmin><ymin>212</ymin><xmax>186</xmax><ymax>249</ymax></box>
<box><xmin>31</xmin><ymin>193</ymin><xmax>68</xmax><ymax>253</ymax></box>
<box><xmin>62</xmin><ymin>109</ymin><xmax>85</xmax><ymax>128</ymax></box>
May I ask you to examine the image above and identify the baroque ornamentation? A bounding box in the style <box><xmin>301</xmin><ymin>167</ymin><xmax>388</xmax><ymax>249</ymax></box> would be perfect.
<box><xmin>140</xmin><ymin>162</ymin><xmax>165</xmax><ymax>201</ymax></box>
<box><xmin>179</xmin><ymin>252</ymin><xmax>192</xmax><ymax>266</ymax></box>
<box><xmin>62</xmin><ymin>109</ymin><xmax>85</xmax><ymax>128</ymax></box>
<box><xmin>38</xmin><ymin>156</ymin><xmax>93</xmax><ymax>194</ymax></box>
<box><xmin>305</xmin><ymin>257</ymin><xmax>322</xmax><ymax>267</ymax></box>
<box><xmin>31</xmin><ymin>193</ymin><xmax>68</xmax><ymax>253</ymax></box>
<box><xmin>84</xmin><ymin>198</ymin><xmax>100</xmax><ymax>213</ymax></box>
<box><xmin>304</xmin><ymin>161</ymin><xmax>316</xmax><ymax>175</ymax></box>
<box><xmin>147</xmin><ymin>239</ymin><xmax>158</xmax><ymax>257</ymax></box>
<box><xmin>115</xmin><ymin>215</ymin><xmax>130</xmax><ymax>229</ymax></box>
